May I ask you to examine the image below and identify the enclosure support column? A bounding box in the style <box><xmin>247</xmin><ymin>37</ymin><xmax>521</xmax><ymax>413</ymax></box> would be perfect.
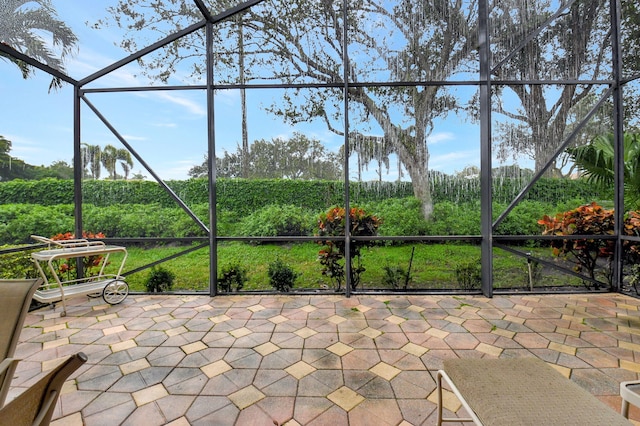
<box><xmin>73</xmin><ymin>85</ymin><xmax>84</xmax><ymax>279</ymax></box>
<box><xmin>610</xmin><ymin>0</ymin><xmax>625</xmax><ymax>291</ymax></box>
<box><xmin>206</xmin><ymin>21</ymin><xmax>217</xmax><ymax>297</ymax></box>
<box><xmin>343</xmin><ymin>0</ymin><xmax>352</xmax><ymax>298</ymax></box>
<box><xmin>479</xmin><ymin>0</ymin><xmax>493</xmax><ymax>297</ymax></box>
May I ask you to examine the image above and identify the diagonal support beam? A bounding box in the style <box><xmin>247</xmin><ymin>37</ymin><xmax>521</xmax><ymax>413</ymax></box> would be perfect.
<box><xmin>79</xmin><ymin>20</ymin><xmax>207</xmax><ymax>86</ymax></box>
<box><xmin>81</xmin><ymin>95</ymin><xmax>210</xmax><ymax>234</ymax></box>
<box><xmin>493</xmin><ymin>86</ymin><xmax>613</xmax><ymax>229</ymax></box>
<box><xmin>0</xmin><ymin>43</ymin><xmax>78</xmax><ymax>86</ymax></box>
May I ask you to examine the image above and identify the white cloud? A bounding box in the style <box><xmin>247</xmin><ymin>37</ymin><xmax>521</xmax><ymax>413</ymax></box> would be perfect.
<box><xmin>152</xmin><ymin>122</ymin><xmax>178</xmax><ymax>128</ymax></box>
<box><xmin>154</xmin><ymin>92</ymin><xmax>206</xmax><ymax>116</ymax></box>
<box><xmin>158</xmin><ymin>159</ymin><xmax>199</xmax><ymax>180</ymax></box>
<box><xmin>5</xmin><ymin>134</ymin><xmax>39</xmax><ymax>152</ymax></box>
<box><xmin>67</xmin><ymin>48</ymin><xmax>142</xmax><ymax>87</ymax></box>
<box><xmin>4</xmin><ymin>134</ymin><xmax>59</xmax><ymax>165</ymax></box>
<box><xmin>121</xmin><ymin>134</ymin><xmax>148</xmax><ymax>142</ymax></box>
<box><xmin>215</xmin><ymin>89</ymin><xmax>239</xmax><ymax>106</ymax></box>
<box><xmin>430</xmin><ymin>150</ymin><xmax>479</xmax><ymax>173</ymax></box>
<box><xmin>427</xmin><ymin>132</ymin><xmax>456</xmax><ymax>144</ymax></box>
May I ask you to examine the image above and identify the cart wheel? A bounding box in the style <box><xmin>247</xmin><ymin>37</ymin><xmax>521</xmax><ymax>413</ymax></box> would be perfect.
<box><xmin>103</xmin><ymin>279</ymin><xmax>129</xmax><ymax>305</ymax></box>
<box><xmin>87</xmin><ymin>292</ymin><xmax>101</xmax><ymax>298</ymax></box>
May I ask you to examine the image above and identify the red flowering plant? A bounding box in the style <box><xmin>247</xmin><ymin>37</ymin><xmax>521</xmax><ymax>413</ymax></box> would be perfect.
<box><xmin>51</xmin><ymin>232</ymin><xmax>107</xmax><ymax>280</ymax></box>
<box><xmin>317</xmin><ymin>206</ymin><xmax>381</xmax><ymax>291</ymax></box>
<box><xmin>538</xmin><ymin>203</ymin><xmax>640</xmax><ymax>289</ymax></box>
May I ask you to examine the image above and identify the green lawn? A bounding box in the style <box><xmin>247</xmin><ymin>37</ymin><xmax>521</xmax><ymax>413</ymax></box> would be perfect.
<box><xmin>116</xmin><ymin>242</ymin><xmax>586</xmax><ymax>293</ymax></box>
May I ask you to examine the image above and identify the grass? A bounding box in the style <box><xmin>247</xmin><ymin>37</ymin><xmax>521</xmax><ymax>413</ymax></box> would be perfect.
<box><xmin>111</xmin><ymin>241</ymin><xmax>586</xmax><ymax>293</ymax></box>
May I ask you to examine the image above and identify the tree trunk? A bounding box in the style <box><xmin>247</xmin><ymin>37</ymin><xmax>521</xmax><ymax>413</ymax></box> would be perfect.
<box><xmin>392</xmin><ymin>127</ymin><xmax>433</xmax><ymax>219</ymax></box>
<box><xmin>409</xmin><ymin>166</ymin><xmax>433</xmax><ymax>219</ymax></box>
<box><xmin>350</xmin><ymin>86</ymin><xmax>435</xmax><ymax>219</ymax></box>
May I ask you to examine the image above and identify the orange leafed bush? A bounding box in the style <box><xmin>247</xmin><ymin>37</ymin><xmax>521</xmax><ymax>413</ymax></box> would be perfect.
<box><xmin>50</xmin><ymin>231</ymin><xmax>107</xmax><ymax>278</ymax></box>
<box><xmin>538</xmin><ymin>203</ymin><xmax>640</xmax><ymax>288</ymax></box>
<box><xmin>317</xmin><ymin>206</ymin><xmax>381</xmax><ymax>291</ymax></box>
<box><xmin>51</xmin><ymin>231</ymin><xmax>106</xmax><ymax>241</ymax></box>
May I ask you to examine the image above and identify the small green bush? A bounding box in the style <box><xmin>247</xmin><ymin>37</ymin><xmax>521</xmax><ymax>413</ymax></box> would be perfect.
<box><xmin>215</xmin><ymin>208</ymin><xmax>242</xmax><ymax>237</ymax></box>
<box><xmin>629</xmin><ymin>264</ymin><xmax>640</xmax><ymax>294</ymax></box>
<box><xmin>144</xmin><ymin>266</ymin><xmax>176</xmax><ymax>292</ymax></box>
<box><xmin>455</xmin><ymin>258</ymin><xmax>482</xmax><ymax>290</ymax></box>
<box><xmin>217</xmin><ymin>264</ymin><xmax>248</xmax><ymax>292</ymax></box>
<box><xmin>267</xmin><ymin>258</ymin><xmax>300</xmax><ymax>292</ymax></box>
<box><xmin>382</xmin><ymin>265</ymin><xmax>411</xmax><ymax>289</ymax></box>
<box><xmin>0</xmin><ymin>199</ymin><xmax>589</xmax><ymax>244</ymax></box>
<box><xmin>0</xmin><ymin>246</ymin><xmax>40</xmax><ymax>279</ymax></box>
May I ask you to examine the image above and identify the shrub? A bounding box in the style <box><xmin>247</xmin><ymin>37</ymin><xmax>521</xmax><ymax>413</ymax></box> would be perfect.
<box><xmin>538</xmin><ymin>202</ymin><xmax>615</xmax><ymax>289</ymax></box>
<box><xmin>215</xmin><ymin>208</ymin><xmax>241</xmax><ymax>237</ymax></box>
<box><xmin>267</xmin><ymin>258</ymin><xmax>300</xmax><ymax>292</ymax></box>
<box><xmin>455</xmin><ymin>258</ymin><xmax>482</xmax><ymax>290</ymax></box>
<box><xmin>364</xmin><ymin>197</ymin><xmax>428</xmax><ymax>237</ymax></box>
<box><xmin>494</xmin><ymin>200</ymin><xmax>553</xmax><ymax>236</ymax></box>
<box><xmin>382</xmin><ymin>246</ymin><xmax>415</xmax><ymax>289</ymax></box>
<box><xmin>50</xmin><ymin>231</ymin><xmax>107</xmax><ymax>280</ymax></box>
<box><xmin>0</xmin><ymin>177</ymin><xmax>604</xmax><ymax>211</ymax></box>
<box><xmin>238</xmin><ymin>204</ymin><xmax>316</xmax><ymax>237</ymax></box>
<box><xmin>0</xmin><ymin>204</ymin><xmax>74</xmax><ymax>244</ymax></box>
<box><xmin>427</xmin><ymin>201</ymin><xmax>480</xmax><ymax>235</ymax></box>
<box><xmin>217</xmin><ymin>264</ymin><xmax>248</xmax><ymax>292</ymax></box>
<box><xmin>144</xmin><ymin>266</ymin><xmax>176</xmax><ymax>293</ymax></box>
<box><xmin>382</xmin><ymin>265</ymin><xmax>412</xmax><ymax>290</ymax></box>
<box><xmin>0</xmin><ymin>245</ymin><xmax>40</xmax><ymax>279</ymax></box>
<box><xmin>317</xmin><ymin>206</ymin><xmax>381</xmax><ymax>291</ymax></box>
<box><xmin>84</xmin><ymin>204</ymin><xmax>208</xmax><ymax>239</ymax></box>
<box><xmin>629</xmin><ymin>264</ymin><xmax>640</xmax><ymax>294</ymax></box>
<box><xmin>624</xmin><ymin>211</ymin><xmax>640</xmax><ymax>264</ymax></box>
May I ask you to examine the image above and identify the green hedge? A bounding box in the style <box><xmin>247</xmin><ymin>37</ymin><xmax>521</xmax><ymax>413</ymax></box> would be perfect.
<box><xmin>0</xmin><ymin>204</ymin><xmax>75</xmax><ymax>243</ymax></box>
<box><xmin>0</xmin><ymin>198</ymin><xmax>579</xmax><ymax>245</ymax></box>
<box><xmin>0</xmin><ymin>177</ymin><xmax>605</xmax><ymax>215</ymax></box>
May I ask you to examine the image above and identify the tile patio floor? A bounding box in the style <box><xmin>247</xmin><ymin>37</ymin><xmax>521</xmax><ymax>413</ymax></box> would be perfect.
<box><xmin>9</xmin><ymin>293</ymin><xmax>640</xmax><ymax>425</ymax></box>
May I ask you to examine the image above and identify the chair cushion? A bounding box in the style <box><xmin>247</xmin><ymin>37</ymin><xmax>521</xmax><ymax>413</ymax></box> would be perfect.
<box><xmin>443</xmin><ymin>358</ymin><xmax>630</xmax><ymax>426</ymax></box>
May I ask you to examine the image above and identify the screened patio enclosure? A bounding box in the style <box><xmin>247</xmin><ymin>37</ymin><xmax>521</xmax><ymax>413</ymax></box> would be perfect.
<box><xmin>1</xmin><ymin>0</ymin><xmax>639</xmax><ymax>297</ymax></box>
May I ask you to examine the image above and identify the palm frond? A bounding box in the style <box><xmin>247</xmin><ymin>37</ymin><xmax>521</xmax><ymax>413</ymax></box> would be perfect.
<box><xmin>569</xmin><ymin>132</ymin><xmax>640</xmax><ymax>209</ymax></box>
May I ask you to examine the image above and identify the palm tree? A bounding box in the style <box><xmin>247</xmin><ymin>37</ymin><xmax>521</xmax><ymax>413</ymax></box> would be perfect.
<box><xmin>100</xmin><ymin>145</ymin><xmax>134</xmax><ymax>180</ymax></box>
<box><xmin>117</xmin><ymin>148</ymin><xmax>133</xmax><ymax>180</ymax></box>
<box><xmin>0</xmin><ymin>0</ymin><xmax>78</xmax><ymax>90</ymax></box>
<box><xmin>81</xmin><ymin>143</ymin><xmax>101</xmax><ymax>179</ymax></box>
<box><xmin>568</xmin><ymin>132</ymin><xmax>640</xmax><ymax>208</ymax></box>
<box><xmin>101</xmin><ymin>145</ymin><xmax>118</xmax><ymax>180</ymax></box>
<box><xmin>0</xmin><ymin>136</ymin><xmax>12</xmax><ymax>158</ymax></box>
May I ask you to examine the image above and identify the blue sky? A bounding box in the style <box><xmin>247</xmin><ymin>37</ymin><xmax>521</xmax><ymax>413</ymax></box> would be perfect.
<box><xmin>0</xmin><ymin>1</ymin><xmax>487</xmax><ymax>181</ymax></box>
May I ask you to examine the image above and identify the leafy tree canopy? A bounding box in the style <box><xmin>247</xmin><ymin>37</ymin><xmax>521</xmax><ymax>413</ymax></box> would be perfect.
<box><xmin>0</xmin><ymin>135</ymin><xmax>73</xmax><ymax>181</ymax></box>
<box><xmin>189</xmin><ymin>132</ymin><xmax>342</xmax><ymax>180</ymax></box>
<box><xmin>95</xmin><ymin>0</ymin><xmax>481</xmax><ymax>219</ymax></box>
<box><xmin>94</xmin><ymin>0</ymin><xmax>639</xmax><ymax>218</ymax></box>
